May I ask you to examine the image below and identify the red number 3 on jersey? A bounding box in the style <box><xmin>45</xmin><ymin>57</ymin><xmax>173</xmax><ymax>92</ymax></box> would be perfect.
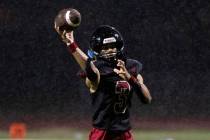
<box><xmin>114</xmin><ymin>81</ymin><xmax>131</xmax><ymax>114</ymax></box>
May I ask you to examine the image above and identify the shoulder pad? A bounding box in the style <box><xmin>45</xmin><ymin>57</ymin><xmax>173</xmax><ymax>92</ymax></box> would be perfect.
<box><xmin>126</xmin><ymin>59</ymin><xmax>143</xmax><ymax>77</ymax></box>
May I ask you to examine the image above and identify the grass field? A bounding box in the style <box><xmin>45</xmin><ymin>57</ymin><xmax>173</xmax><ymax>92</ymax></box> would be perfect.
<box><xmin>0</xmin><ymin>128</ymin><xmax>210</xmax><ymax>140</ymax></box>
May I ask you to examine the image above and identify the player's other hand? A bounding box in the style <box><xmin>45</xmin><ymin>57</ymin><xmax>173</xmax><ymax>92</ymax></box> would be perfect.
<box><xmin>113</xmin><ymin>59</ymin><xmax>131</xmax><ymax>80</ymax></box>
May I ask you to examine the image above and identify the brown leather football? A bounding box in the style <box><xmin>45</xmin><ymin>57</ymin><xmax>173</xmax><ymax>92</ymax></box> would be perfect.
<box><xmin>54</xmin><ymin>8</ymin><xmax>81</xmax><ymax>34</ymax></box>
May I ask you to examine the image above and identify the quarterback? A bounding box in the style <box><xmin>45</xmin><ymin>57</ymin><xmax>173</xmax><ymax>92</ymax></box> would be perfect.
<box><xmin>55</xmin><ymin>25</ymin><xmax>152</xmax><ymax>140</ymax></box>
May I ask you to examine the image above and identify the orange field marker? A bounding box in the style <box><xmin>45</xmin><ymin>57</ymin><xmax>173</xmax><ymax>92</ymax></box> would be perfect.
<box><xmin>9</xmin><ymin>122</ymin><xmax>26</xmax><ymax>139</ymax></box>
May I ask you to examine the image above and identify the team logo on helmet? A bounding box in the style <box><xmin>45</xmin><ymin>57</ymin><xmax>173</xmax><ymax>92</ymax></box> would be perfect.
<box><xmin>103</xmin><ymin>37</ymin><xmax>116</xmax><ymax>44</ymax></box>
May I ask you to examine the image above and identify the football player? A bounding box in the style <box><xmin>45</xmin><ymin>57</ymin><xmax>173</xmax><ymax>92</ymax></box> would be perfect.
<box><xmin>56</xmin><ymin>25</ymin><xmax>152</xmax><ymax>140</ymax></box>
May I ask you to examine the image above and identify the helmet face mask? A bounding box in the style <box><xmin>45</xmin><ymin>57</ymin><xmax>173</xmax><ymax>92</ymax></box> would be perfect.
<box><xmin>89</xmin><ymin>25</ymin><xmax>124</xmax><ymax>61</ymax></box>
<box><xmin>99</xmin><ymin>46</ymin><xmax>117</xmax><ymax>59</ymax></box>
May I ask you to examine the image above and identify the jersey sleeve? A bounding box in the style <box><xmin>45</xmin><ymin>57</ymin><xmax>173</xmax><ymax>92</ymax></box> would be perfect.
<box><xmin>126</xmin><ymin>59</ymin><xmax>143</xmax><ymax>77</ymax></box>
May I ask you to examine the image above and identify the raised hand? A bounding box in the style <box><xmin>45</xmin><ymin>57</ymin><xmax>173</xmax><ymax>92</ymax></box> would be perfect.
<box><xmin>113</xmin><ymin>59</ymin><xmax>131</xmax><ymax>80</ymax></box>
<box><xmin>61</xmin><ymin>30</ymin><xmax>74</xmax><ymax>45</ymax></box>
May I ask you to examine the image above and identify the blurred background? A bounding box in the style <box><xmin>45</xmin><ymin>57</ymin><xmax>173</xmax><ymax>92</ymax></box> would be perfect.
<box><xmin>0</xmin><ymin>0</ymin><xmax>210</xmax><ymax>139</ymax></box>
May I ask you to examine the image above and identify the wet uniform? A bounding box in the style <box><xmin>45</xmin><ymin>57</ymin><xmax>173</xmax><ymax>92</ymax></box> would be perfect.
<box><xmin>87</xmin><ymin>58</ymin><xmax>142</xmax><ymax>140</ymax></box>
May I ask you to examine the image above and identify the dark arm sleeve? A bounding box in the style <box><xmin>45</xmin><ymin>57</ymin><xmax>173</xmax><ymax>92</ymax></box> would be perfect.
<box><xmin>85</xmin><ymin>58</ymin><xmax>98</xmax><ymax>81</ymax></box>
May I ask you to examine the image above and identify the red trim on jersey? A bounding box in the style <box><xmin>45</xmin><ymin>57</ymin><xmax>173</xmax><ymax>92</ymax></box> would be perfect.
<box><xmin>89</xmin><ymin>128</ymin><xmax>133</xmax><ymax>140</ymax></box>
<box><xmin>77</xmin><ymin>70</ymin><xmax>87</xmax><ymax>79</ymax></box>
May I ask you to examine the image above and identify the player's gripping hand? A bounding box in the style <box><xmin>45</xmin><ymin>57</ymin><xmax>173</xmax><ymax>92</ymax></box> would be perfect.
<box><xmin>60</xmin><ymin>30</ymin><xmax>74</xmax><ymax>45</ymax></box>
<box><xmin>113</xmin><ymin>60</ymin><xmax>131</xmax><ymax>80</ymax></box>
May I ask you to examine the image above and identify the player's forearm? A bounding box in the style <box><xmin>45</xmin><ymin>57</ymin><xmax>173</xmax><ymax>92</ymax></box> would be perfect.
<box><xmin>138</xmin><ymin>83</ymin><xmax>152</xmax><ymax>104</ymax></box>
<box><xmin>129</xmin><ymin>76</ymin><xmax>152</xmax><ymax>104</ymax></box>
<box><xmin>67</xmin><ymin>42</ymin><xmax>88</xmax><ymax>71</ymax></box>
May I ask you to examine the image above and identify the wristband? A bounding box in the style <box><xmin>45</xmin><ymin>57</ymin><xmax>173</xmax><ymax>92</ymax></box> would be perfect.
<box><xmin>128</xmin><ymin>75</ymin><xmax>143</xmax><ymax>86</ymax></box>
<box><xmin>67</xmin><ymin>42</ymin><xmax>78</xmax><ymax>53</ymax></box>
<box><xmin>128</xmin><ymin>75</ymin><xmax>138</xmax><ymax>84</ymax></box>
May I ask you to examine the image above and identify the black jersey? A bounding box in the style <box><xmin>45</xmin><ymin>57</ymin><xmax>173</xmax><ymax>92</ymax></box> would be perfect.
<box><xmin>88</xmin><ymin>58</ymin><xmax>142</xmax><ymax>131</ymax></box>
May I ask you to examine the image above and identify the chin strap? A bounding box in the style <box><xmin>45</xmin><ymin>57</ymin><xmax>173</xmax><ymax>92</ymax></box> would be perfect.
<box><xmin>87</xmin><ymin>49</ymin><xmax>126</xmax><ymax>65</ymax></box>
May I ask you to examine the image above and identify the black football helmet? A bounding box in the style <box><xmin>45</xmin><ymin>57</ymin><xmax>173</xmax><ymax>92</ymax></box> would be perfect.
<box><xmin>88</xmin><ymin>25</ymin><xmax>125</xmax><ymax>61</ymax></box>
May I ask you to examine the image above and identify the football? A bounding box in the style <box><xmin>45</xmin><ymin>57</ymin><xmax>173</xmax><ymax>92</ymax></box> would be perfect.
<box><xmin>54</xmin><ymin>8</ymin><xmax>81</xmax><ymax>34</ymax></box>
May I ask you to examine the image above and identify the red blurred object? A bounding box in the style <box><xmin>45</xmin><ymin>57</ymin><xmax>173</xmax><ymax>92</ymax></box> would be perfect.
<box><xmin>9</xmin><ymin>122</ymin><xmax>26</xmax><ymax>139</ymax></box>
<box><xmin>77</xmin><ymin>70</ymin><xmax>87</xmax><ymax>79</ymax></box>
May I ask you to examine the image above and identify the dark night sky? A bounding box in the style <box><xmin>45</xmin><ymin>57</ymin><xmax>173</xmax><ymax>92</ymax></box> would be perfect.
<box><xmin>0</xmin><ymin>0</ymin><xmax>210</xmax><ymax>123</ymax></box>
